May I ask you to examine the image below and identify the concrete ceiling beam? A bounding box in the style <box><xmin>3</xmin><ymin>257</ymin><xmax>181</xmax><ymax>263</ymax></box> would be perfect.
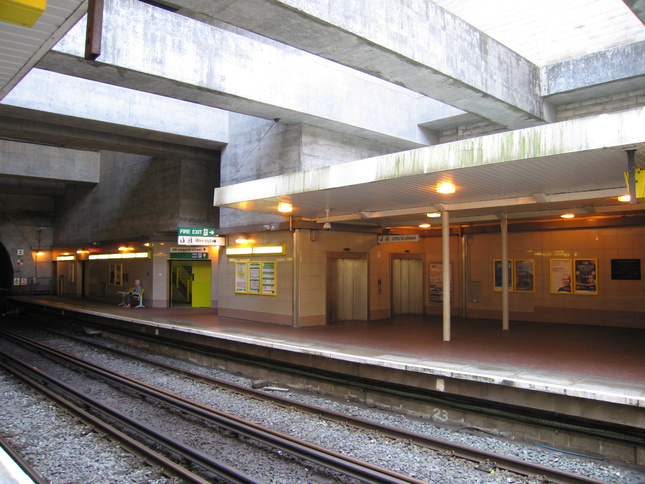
<box><xmin>165</xmin><ymin>0</ymin><xmax>550</xmax><ymax>128</ymax></box>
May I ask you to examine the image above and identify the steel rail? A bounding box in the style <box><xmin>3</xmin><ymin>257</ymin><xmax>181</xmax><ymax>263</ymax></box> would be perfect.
<box><xmin>0</xmin><ymin>330</ymin><xmax>426</xmax><ymax>484</ymax></box>
<box><xmin>0</xmin><ymin>351</ymin><xmax>256</xmax><ymax>484</ymax></box>
<box><xmin>38</xmin><ymin>324</ymin><xmax>608</xmax><ymax>484</ymax></box>
<box><xmin>0</xmin><ymin>433</ymin><xmax>48</xmax><ymax>484</ymax></box>
<box><xmin>41</xmin><ymin>311</ymin><xmax>642</xmax><ymax>446</ymax></box>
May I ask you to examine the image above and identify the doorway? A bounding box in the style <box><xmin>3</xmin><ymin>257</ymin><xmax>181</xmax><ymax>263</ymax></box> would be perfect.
<box><xmin>391</xmin><ymin>256</ymin><xmax>423</xmax><ymax>315</ymax></box>
<box><xmin>328</xmin><ymin>257</ymin><xmax>368</xmax><ymax>322</ymax></box>
<box><xmin>170</xmin><ymin>260</ymin><xmax>212</xmax><ymax>308</ymax></box>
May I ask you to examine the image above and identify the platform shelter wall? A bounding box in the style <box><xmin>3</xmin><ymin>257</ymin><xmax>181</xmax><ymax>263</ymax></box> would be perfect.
<box><xmin>216</xmin><ymin>224</ymin><xmax>643</xmax><ymax>328</ymax></box>
<box><xmin>467</xmin><ymin>226</ymin><xmax>644</xmax><ymax>328</ymax></box>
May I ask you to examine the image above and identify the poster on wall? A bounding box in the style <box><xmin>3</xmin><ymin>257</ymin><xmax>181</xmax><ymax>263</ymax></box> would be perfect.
<box><xmin>109</xmin><ymin>263</ymin><xmax>122</xmax><ymax>286</ymax></box>
<box><xmin>514</xmin><ymin>259</ymin><xmax>535</xmax><ymax>292</ymax></box>
<box><xmin>428</xmin><ymin>262</ymin><xmax>453</xmax><ymax>303</ymax></box>
<box><xmin>234</xmin><ymin>261</ymin><xmax>277</xmax><ymax>295</ymax></box>
<box><xmin>248</xmin><ymin>262</ymin><xmax>261</xmax><ymax>294</ymax></box>
<box><xmin>493</xmin><ymin>259</ymin><xmax>513</xmax><ymax>291</ymax></box>
<box><xmin>610</xmin><ymin>259</ymin><xmax>641</xmax><ymax>280</ymax></box>
<box><xmin>550</xmin><ymin>258</ymin><xmax>572</xmax><ymax>294</ymax></box>
<box><xmin>261</xmin><ymin>261</ymin><xmax>276</xmax><ymax>296</ymax></box>
<box><xmin>428</xmin><ymin>262</ymin><xmax>443</xmax><ymax>302</ymax></box>
<box><xmin>574</xmin><ymin>258</ymin><xmax>598</xmax><ymax>295</ymax></box>
<box><xmin>234</xmin><ymin>261</ymin><xmax>248</xmax><ymax>294</ymax></box>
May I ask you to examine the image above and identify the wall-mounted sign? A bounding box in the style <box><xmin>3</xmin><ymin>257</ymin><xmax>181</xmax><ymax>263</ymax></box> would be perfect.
<box><xmin>178</xmin><ymin>227</ymin><xmax>217</xmax><ymax>236</ymax></box>
<box><xmin>377</xmin><ymin>234</ymin><xmax>420</xmax><ymax>243</ymax></box>
<box><xmin>177</xmin><ymin>227</ymin><xmax>225</xmax><ymax>246</ymax></box>
<box><xmin>234</xmin><ymin>260</ymin><xmax>277</xmax><ymax>296</ymax></box>
<box><xmin>170</xmin><ymin>252</ymin><xmax>209</xmax><ymax>259</ymax></box>
<box><xmin>611</xmin><ymin>259</ymin><xmax>641</xmax><ymax>280</ymax></box>
<box><xmin>178</xmin><ymin>236</ymin><xmax>225</xmax><ymax>246</ymax></box>
<box><xmin>170</xmin><ymin>247</ymin><xmax>209</xmax><ymax>259</ymax></box>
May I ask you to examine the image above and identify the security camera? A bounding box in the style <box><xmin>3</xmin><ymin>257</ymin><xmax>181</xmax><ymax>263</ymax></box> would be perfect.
<box><xmin>323</xmin><ymin>221</ymin><xmax>332</xmax><ymax>231</ymax></box>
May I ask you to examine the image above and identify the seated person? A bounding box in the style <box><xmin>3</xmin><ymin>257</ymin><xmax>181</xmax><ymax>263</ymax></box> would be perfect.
<box><xmin>123</xmin><ymin>279</ymin><xmax>142</xmax><ymax>308</ymax></box>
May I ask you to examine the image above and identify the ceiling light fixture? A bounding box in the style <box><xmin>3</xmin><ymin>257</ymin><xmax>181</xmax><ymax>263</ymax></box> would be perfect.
<box><xmin>277</xmin><ymin>202</ymin><xmax>293</xmax><ymax>213</ymax></box>
<box><xmin>436</xmin><ymin>181</ymin><xmax>455</xmax><ymax>194</ymax></box>
<box><xmin>618</xmin><ymin>195</ymin><xmax>631</xmax><ymax>202</ymax></box>
<box><xmin>426</xmin><ymin>212</ymin><xmax>441</xmax><ymax>218</ymax></box>
<box><xmin>419</xmin><ymin>223</ymin><xmax>431</xmax><ymax>228</ymax></box>
<box><xmin>561</xmin><ymin>213</ymin><xmax>575</xmax><ymax>219</ymax></box>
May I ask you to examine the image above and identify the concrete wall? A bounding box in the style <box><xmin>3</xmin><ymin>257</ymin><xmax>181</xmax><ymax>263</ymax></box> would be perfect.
<box><xmin>0</xmin><ymin>189</ymin><xmax>56</xmax><ymax>287</ymax></box>
<box><xmin>219</xmin><ymin>115</ymin><xmax>402</xmax><ymax>229</ymax></box>
<box><xmin>54</xmin><ymin>151</ymin><xmax>219</xmax><ymax>245</ymax></box>
<box><xmin>468</xmin><ymin>226</ymin><xmax>645</xmax><ymax>328</ymax></box>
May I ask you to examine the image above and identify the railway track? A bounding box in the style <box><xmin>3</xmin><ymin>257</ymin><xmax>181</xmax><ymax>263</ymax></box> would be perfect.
<box><xmin>0</xmin><ymin>328</ymin><xmax>431</xmax><ymax>483</ymax></box>
<box><xmin>0</xmin><ymin>324</ymin><xmax>610</xmax><ymax>484</ymax></box>
<box><xmin>34</xmin><ymin>309</ymin><xmax>644</xmax><ymax>451</ymax></box>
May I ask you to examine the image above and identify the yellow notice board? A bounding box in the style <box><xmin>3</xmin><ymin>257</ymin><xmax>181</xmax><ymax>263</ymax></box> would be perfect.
<box><xmin>261</xmin><ymin>261</ymin><xmax>276</xmax><ymax>295</ymax></box>
<box><xmin>234</xmin><ymin>261</ymin><xmax>277</xmax><ymax>296</ymax></box>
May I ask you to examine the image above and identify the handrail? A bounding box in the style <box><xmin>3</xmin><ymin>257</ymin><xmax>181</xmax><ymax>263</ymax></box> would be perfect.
<box><xmin>174</xmin><ymin>266</ymin><xmax>192</xmax><ymax>300</ymax></box>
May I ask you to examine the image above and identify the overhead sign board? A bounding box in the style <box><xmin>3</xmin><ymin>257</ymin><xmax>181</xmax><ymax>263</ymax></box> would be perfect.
<box><xmin>179</xmin><ymin>227</ymin><xmax>217</xmax><ymax>237</ymax></box>
<box><xmin>377</xmin><ymin>234</ymin><xmax>420</xmax><ymax>243</ymax></box>
<box><xmin>177</xmin><ymin>227</ymin><xmax>225</xmax><ymax>246</ymax></box>
<box><xmin>178</xmin><ymin>236</ymin><xmax>225</xmax><ymax>246</ymax></box>
<box><xmin>170</xmin><ymin>247</ymin><xmax>210</xmax><ymax>259</ymax></box>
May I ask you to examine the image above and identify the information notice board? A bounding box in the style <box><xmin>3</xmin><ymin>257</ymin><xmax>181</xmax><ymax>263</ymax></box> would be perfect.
<box><xmin>234</xmin><ymin>261</ymin><xmax>277</xmax><ymax>296</ymax></box>
<box><xmin>261</xmin><ymin>261</ymin><xmax>276</xmax><ymax>295</ymax></box>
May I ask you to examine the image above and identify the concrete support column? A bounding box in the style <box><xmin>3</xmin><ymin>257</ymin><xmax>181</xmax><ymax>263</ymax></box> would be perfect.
<box><xmin>442</xmin><ymin>211</ymin><xmax>451</xmax><ymax>342</ymax></box>
<box><xmin>292</xmin><ymin>226</ymin><xmax>300</xmax><ymax>328</ymax></box>
<box><xmin>501</xmin><ymin>216</ymin><xmax>509</xmax><ymax>331</ymax></box>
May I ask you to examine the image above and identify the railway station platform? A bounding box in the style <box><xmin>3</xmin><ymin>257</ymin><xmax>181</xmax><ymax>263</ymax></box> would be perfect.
<box><xmin>5</xmin><ymin>295</ymin><xmax>645</xmax><ymax>464</ymax></box>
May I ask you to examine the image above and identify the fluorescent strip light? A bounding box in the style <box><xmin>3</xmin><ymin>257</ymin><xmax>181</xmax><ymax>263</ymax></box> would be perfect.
<box><xmin>88</xmin><ymin>252</ymin><xmax>150</xmax><ymax>260</ymax></box>
<box><xmin>226</xmin><ymin>247</ymin><xmax>253</xmax><ymax>255</ymax></box>
<box><xmin>252</xmin><ymin>246</ymin><xmax>284</xmax><ymax>255</ymax></box>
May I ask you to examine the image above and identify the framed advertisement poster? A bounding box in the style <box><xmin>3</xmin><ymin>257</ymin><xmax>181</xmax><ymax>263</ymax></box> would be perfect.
<box><xmin>514</xmin><ymin>259</ymin><xmax>535</xmax><ymax>292</ymax></box>
<box><xmin>428</xmin><ymin>262</ymin><xmax>453</xmax><ymax>303</ymax></box>
<box><xmin>109</xmin><ymin>263</ymin><xmax>122</xmax><ymax>286</ymax></box>
<box><xmin>234</xmin><ymin>261</ymin><xmax>248</xmax><ymax>294</ymax></box>
<box><xmin>493</xmin><ymin>259</ymin><xmax>513</xmax><ymax>292</ymax></box>
<box><xmin>429</xmin><ymin>262</ymin><xmax>443</xmax><ymax>303</ymax></box>
<box><xmin>574</xmin><ymin>258</ymin><xmax>598</xmax><ymax>295</ymax></box>
<box><xmin>550</xmin><ymin>258</ymin><xmax>572</xmax><ymax>294</ymax></box>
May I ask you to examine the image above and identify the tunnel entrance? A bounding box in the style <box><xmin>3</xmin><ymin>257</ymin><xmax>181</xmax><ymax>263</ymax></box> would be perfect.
<box><xmin>0</xmin><ymin>242</ymin><xmax>14</xmax><ymax>309</ymax></box>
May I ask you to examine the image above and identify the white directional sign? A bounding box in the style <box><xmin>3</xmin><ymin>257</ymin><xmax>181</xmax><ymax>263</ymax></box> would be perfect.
<box><xmin>178</xmin><ymin>236</ymin><xmax>225</xmax><ymax>246</ymax></box>
<box><xmin>377</xmin><ymin>234</ymin><xmax>420</xmax><ymax>243</ymax></box>
<box><xmin>177</xmin><ymin>227</ymin><xmax>225</xmax><ymax>246</ymax></box>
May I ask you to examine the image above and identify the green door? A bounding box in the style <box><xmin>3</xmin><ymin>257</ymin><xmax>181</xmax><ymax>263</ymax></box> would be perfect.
<box><xmin>191</xmin><ymin>260</ymin><xmax>211</xmax><ymax>307</ymax></box>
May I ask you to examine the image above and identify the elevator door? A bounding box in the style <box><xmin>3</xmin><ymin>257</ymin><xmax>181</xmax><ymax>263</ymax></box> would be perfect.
<box><xmin>392</xmin><ymin>258</ymin><xmax>423</xmax><ymax>315</ymax></box>
<box><xmin>331</xmin><ymin>258</ymin><xmax>368</xmax><ymax>322</ymax></box>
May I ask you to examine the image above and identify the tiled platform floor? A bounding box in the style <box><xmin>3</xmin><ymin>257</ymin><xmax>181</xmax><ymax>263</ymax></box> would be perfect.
<box><xmin>128</xmin><ymin>305</ymin><xmax>645</xmax><ymax>383</ymax></box>
<box><xmin>11</xmin><ymin>296</ymin><xmax>645</xmax><ymax>406</ymax></box>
